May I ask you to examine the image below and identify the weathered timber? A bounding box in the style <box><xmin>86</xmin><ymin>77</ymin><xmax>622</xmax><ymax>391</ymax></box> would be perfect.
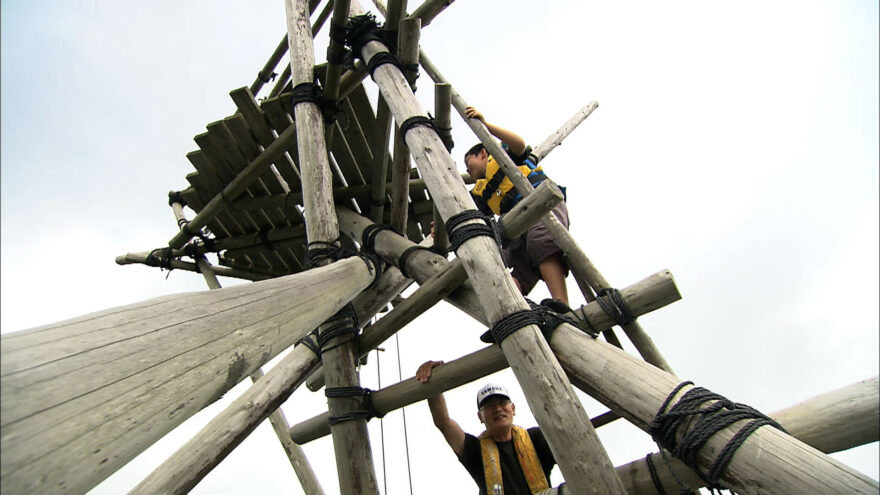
<box><xmin>287</xmin><ymin>1</ymin><xmax>380</xmax><ymax>493</ymax></box>
<box><xmin>550</xmin><ymin>324</ymin><xmax>879</xmax><ymax>494</ymax></box>
<box><xmin>533</xmin><ymin>101</ymin><xmax>599</xmax><ymax>162</ymax></box>
<box><xmin>129</xmin><ymin>264</ymin><xmax>411</xmax><ymax>495</ymax></box>
<box><xmin>617</xmin><ymin>375</ymin><xmax>880</xmax><ymax>494</ymax></box>
<box><xmin>418</xmin><ymin>48</ymin><xmax>675</xmax><ymax>376</ymax></box>
<box><xmin>0</xmin><ymin>257</ymin><xmax>374</xmax><ymax>495</ymax></box>
<box><xmin>431</xmin><ymin>83</ymin><xmax>453</xmax><ymax>253</ymax></box>
<box><xmin>334</xmin><ymin>21</ymin><xmax>627</xmax><ymax>482</ymax></box>
<box><xmin>321</xmin><ymin>0</ymin><xmax>352</xmax><ymax>148</ymax></box>
<box><xmin>290</xmin><ymin>268</ymin><xmax>683</xmax><ymax>443</ymax></box>
<box><xmin>189</xmin><ymin>254</ymin><xmax>325</xmax><ymax>495</ymax></box>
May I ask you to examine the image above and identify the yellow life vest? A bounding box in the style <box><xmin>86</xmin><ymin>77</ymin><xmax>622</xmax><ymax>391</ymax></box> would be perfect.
<box><xmin>479</xmin><ymin>425</ymin><xmax>550</xmax><ymax>494</ymax></box>
<box><xmin>471</xmin><ymin>155</ymin><xmax>547</xmax><ymax>215</ymax></box>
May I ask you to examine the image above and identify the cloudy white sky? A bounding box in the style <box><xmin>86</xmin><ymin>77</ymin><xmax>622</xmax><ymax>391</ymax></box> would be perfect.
<box><xmin>2</xmin><ymin>1</ymin><xmax>877</xmax><ymax>494</ymax></box>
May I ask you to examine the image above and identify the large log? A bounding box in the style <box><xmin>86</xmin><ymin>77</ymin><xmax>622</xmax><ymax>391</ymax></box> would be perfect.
<box><xmin>327</xmin><ymin>16</ymin><xmax>628</xmax><ymax>487</ymax></box>
<box><xmin>291</xmin><ymin>268</ymin><xmax>683</xmax><ymax>443</ymax></box>
<box><xmin>0</xmin><ymin>257</ymin><xmax>374</xmax><ymax>495</ymax></box>
<box><xmin>616</xmin><ymin>376</ymin><xmax>880</xmax><ymax>494</ymax></box>
<box><xmin>551</xmin><ymin>324</ymin><xmax>879</xmax><ymax>494</ymax></box>
<box><xmin>128</xmin><ymin>263</ymin><xmax>410</xmax><ymax>494</ymax></box>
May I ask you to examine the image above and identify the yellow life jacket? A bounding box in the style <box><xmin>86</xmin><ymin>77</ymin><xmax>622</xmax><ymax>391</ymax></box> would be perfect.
<box><xmin>471</xmin><ymin>155</ymin><xmax>547</xmax><ymax>215</ymax></box>
<box><xmin>479</xmin><ymin>425</ymin><xmax>549</xmax><ymax>494</ymax></box>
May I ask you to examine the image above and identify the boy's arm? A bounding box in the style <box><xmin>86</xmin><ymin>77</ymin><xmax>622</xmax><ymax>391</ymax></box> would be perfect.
<box><xmin>416</xmin><ymin>360</ymin><xmax>467</xmax><ymax>457</ymax></box>
<box><xmin>465</xmin><ymin>106</ymin><xmax>527</xmax><ymax>157</ymax></box>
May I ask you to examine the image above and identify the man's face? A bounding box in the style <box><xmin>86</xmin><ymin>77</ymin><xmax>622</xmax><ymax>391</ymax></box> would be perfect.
<box><xmin>465</xmin><ymin>149</ymin><xmax>489</xmax><ymax>180</ymax></box>
<box><xmin>478</xmin><ymin>396</ymin><xmax>515</xmax><ymax>432</ymax></box>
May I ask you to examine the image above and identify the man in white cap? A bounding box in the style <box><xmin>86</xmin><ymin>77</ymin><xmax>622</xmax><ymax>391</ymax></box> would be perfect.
<box><xmin>416</xmin><ymin>360</ymin><xmax>559</xmax><ymax>494</ymax></box>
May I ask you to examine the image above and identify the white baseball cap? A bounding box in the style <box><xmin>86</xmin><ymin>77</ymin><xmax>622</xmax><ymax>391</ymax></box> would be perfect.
<box><xmin>476</xmin><ymin>383</ymin><xmax>511</xmax><ymax>409</ymax></box>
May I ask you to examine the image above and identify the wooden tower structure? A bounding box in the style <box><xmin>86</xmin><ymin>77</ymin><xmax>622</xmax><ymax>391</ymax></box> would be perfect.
<box><xmin>2</xmin><ymin>1</ymin><xmax>878</xmax><ymax>494</ymax></box>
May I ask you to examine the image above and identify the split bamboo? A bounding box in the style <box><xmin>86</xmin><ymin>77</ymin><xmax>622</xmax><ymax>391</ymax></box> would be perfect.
<box><xmin>0</xmin><ymin>257</ymin><xmax>374</xmax><ymax>495</ymax></box>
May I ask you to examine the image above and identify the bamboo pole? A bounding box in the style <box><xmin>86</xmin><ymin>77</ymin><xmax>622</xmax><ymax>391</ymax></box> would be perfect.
<box><xmin>286</xmin><ymin>0</ymin><xmax>379</xmax><ymax>492</ymax></box>
<box><xmin>115</xmin><ymin>251</ymin><xmax>272</xmax><ymax>281</ymax></box>
<box><xmin>0</xmin><ymin>257</ymin><xmax>374</xmax><ymax>495</ymax></box>
<box><xmin>340</xmin><ymin>6</ymin><xmax>628</xmax><ymax>489</ymax></box>
<box><xmin>250</xmin><ymin>34</ymin><xmax>290</xmax><ymax>97</ymax></box>
<box><xmin>533</xmin><ymin>101</ymin><xmax>599</xmax><ymax>162</ymax></box>
<box><xmin>550</xmin><ymin>324</ymin><xmax>879</xmax><ymax>494</ymax></box>
<box><xmin>406</xmin><ymin>0</ymin><xmax>454</xmax><ymax>27</ymax></box>
<box><xmin>291</xmin><ymin>268</ymin><xmax>683</xmax><ymax>443</ymax></box>
<box><xmin>388</xmin><ymin>18</ymin><xmax>421</xmax><ymax>232</ymax></box>
<box><xmin>167</xmin><ymin>123</ymin><xmax>298</xmax><ymax>249</ymax></box>
<box><xmin>616</xmin><ymin>376</ymin><xmax>880</xmax><ymax>494</ymax></box>
<box><xmin>417</xmin><ymin>49</ymin><xmax>676</xmax><ymax>375</ymax></box>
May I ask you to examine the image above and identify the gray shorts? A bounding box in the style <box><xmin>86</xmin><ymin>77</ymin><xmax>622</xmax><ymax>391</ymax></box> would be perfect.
<box><xmin>502</xmin><ymin>201</ymin><xmax>569</xmax><ymax>295</ymax></box>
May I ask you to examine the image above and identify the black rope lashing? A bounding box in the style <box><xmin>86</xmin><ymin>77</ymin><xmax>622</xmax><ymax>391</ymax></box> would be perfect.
<box><xmin>289</xmin><ymin>82</ymin><xmax>338</xmax><ymax>124</ymax></box>
<box><xmin>445</xmin><ymin>210</ymin><xmax>503</xmax><ymax>255</ymax></box>
<box><xmin>595</xmin><ymin>287</ymin><xmax>636</xmax><ymax>327</ymax></box>
<box><xmin>397</xmin><ymin>245</ymin><xmax>433</xmax><ymax>279</ymax></box>
<box><xmin>315</xmin><ymin>303</ymin><xmax>360</xmax><ymax>355</ymax></box>
<box><xmin>297</xmin><ymin>331</ymin><xmax>321</xmax><ymax>356</ymax></box>
<box><xmin>306</xmin><ymin>239</ymin><xmax>381</xmax><ymax>287</ymax></box>
<box><xmin>645</xmin><ymin>453</ymin><xmax>669</xmax><ymax>495</ymax></box>
<box><xmin>361</xmin><ymin>223</ymin><xmax>398</xmax><ymax>252</ymax></box>
<box><xmin>145</xmin><ymin>248</ymin><xmax>174</xmax><ymax>271</ymax></box>
<box><xmin>168</xmin><ymin>190</ymin><xmax>187</xmax><ymax>207</ymax></box>
<box><xmin>255</xmin><ymin>227</ymin><xmax>276</xmax><ymax>251</ymax></box>
<box><xmin>489</xmin><ymin>310</ymin><xmax>539</xmax><ymax>345</ymax></box>
<box><xmin>326</xmin><ymin>22</ymin><xmax>348</xmax><ymax>65</ymax></box>
<box><xmin>257</xmin><ymin>69</ymin><xmax>277</xmax><ymax>83</ymax></box>
<box><xmin>648</xmin><ymin>382</ymin><xmax>787</xmax><ymax>492</ymax></box>
<box><xmin>344</xmin><ymin>13</ymin><xmax>384</xmax><ymax>60</ymax></box>
<box><xmin>531</xmin><ymin>298</ymin><xmax>596</xmax><ymax>339</ymax></box>
<box><xmin>366</xmin><ymin>51</ymin><xmax>403</xmax><ymax>79</ymax></box>
<box><xmin>397</xmin><ymin>115</ymin><xmax>436</xmax><ymax>137</ymax></box>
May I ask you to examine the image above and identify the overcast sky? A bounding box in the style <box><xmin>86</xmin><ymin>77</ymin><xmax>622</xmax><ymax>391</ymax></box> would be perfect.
<box><xmin>2</xmin><ymin>1</ymin><xmax>877</xmax><ymax>494</ymax></box>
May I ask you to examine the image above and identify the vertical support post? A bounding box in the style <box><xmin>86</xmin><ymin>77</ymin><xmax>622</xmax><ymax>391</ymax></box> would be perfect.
<box><xmin>388</xmin><ymin>18</ymin><xmax>421</xmax><ymax>233</ymax></box>
<box><xmin>285</xmin><ymin>1</ymin><xmax>380</xmax><ymax>494</ymax></box>
<box><xmin>322</xmin><ymin>0</ymin><xmax>353</xmax><ymax>148</ymax></box>
<box><xmin>348</xmin><ymin>1</ymin><xmax>627</xmax><ymax>490</ymax></box>
<box><xmin>431</xmin><ymin>82</ymin><xmax>452</xmax><ymax>254</ymax></box>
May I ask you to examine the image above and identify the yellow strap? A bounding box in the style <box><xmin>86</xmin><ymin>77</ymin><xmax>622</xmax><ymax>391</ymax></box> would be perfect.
<box><xmin>479</xmin><ymin>426</ymin><xmax>550</xmax><ymax>494</ymax></box>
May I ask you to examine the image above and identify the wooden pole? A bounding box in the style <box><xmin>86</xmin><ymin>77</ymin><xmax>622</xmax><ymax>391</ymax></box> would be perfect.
<box><xmin>550</xmin><ymin>324</ymin><xmax>879</xmax><ymax>494</ymax></box>
<box><xmin>321</xmin><ymin>0</ymin><xmax>352</xmax><ymax>149</ymax></box>
<box><xmin>432</xmin><ymin>82</ymin><xmax>452</xmax><ymax>253</ymax></box>
<box><xmin>406</xmin><ymin>0</ymin><xmax>454</xmax><ymax>27</ymax></box>
<box><xmin>250</xmin><ymin>34</ymin><xmax>290</xmax><ymax>98</ymax></box>
<box><xmin>532</xmin><ymin>101</ymin><xmax>599</xmax><ymax>162</ymax></box>
<box><xmin>417</xmin><ymin>49</ymin><xmax>676</xmax><ymax>376</ymax></box>
<box><xmin>0</xmin><ymin>257</ymin><xmax>374</xmax><ymax>495</ymax></box>
<box><xmin>286</xmin><ymin>1</ymin><xmax>380</xmax><ymax>492</ymax></box>
<box><xmin>291</xmin><ymin>268</ymin><xmax>683</xmax><ymax>443</ymax></box>
<box><xmin>338</xmin><ymin>9</ymin><xmax>629</xmax><ymax>488</ymax></box>
<box><xmin>616</xmin><ymin>376</ymin><xmax>880</xmax><ymax>494</ymax></box>
<box><xmin>115</xmin><ymin>251</ymin><xmax>272</xmax><ymax>281</ymax></box>
<box><xmin>186</xmin><ymin>244</ymin><xmax>326</xmax><ymax>495</ymax></box>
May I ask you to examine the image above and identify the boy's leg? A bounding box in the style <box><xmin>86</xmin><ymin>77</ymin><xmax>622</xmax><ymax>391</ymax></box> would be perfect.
<box><xmin>538</xmin><ymin>253</ymin><xmax>568</xmax><ymax>305</ymax></box>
